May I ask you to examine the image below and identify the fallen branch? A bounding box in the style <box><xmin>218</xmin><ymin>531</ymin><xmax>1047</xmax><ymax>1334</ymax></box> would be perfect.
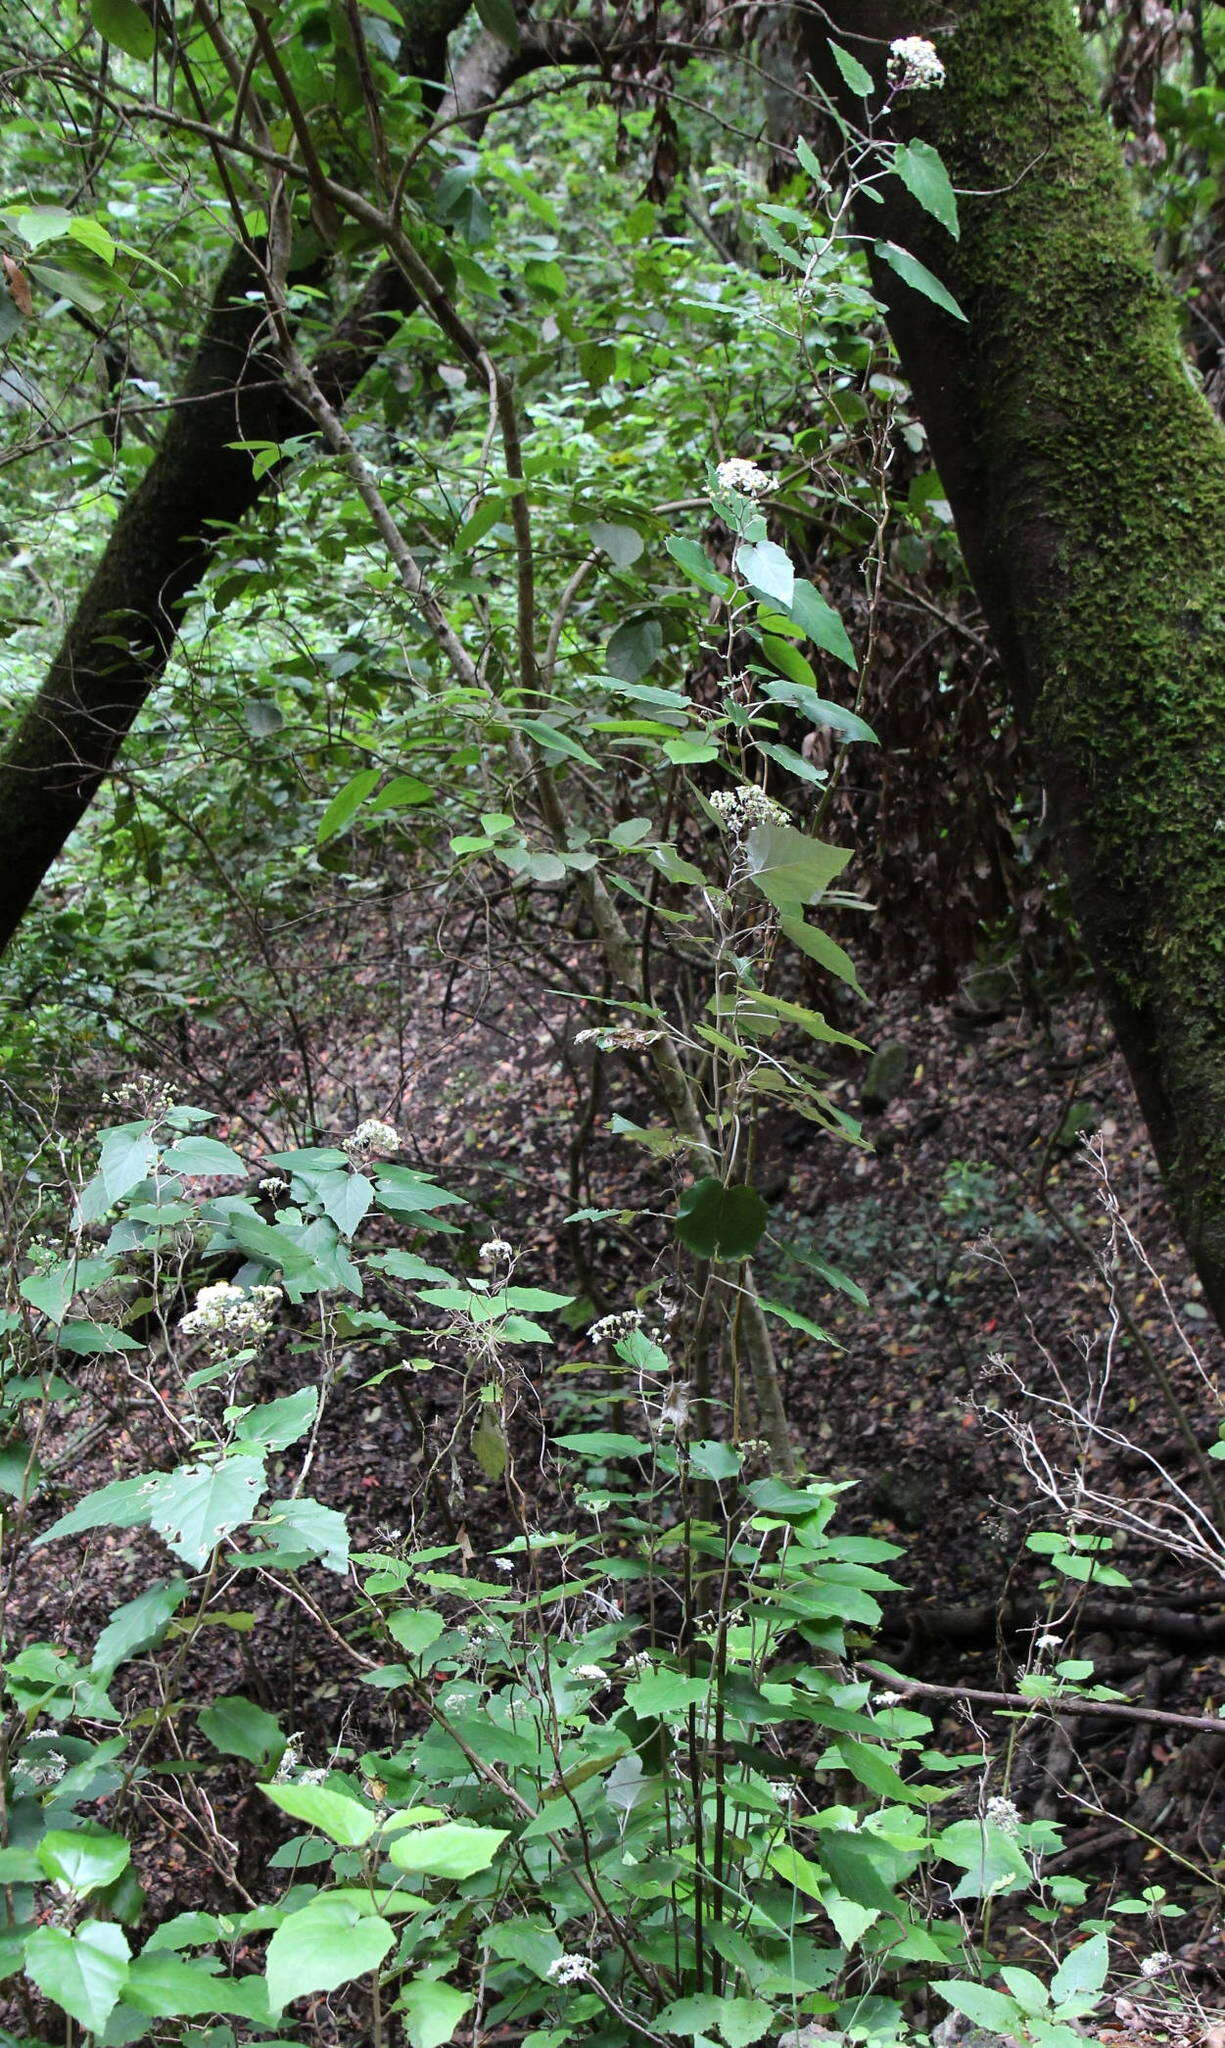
<box><xmin>862</xmin><ymin>1661</ymin><xmax>1225</xmax><ymax>1735</ymax></box>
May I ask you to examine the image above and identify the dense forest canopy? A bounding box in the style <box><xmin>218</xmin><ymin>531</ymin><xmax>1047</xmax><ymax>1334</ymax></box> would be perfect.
<box><xmin>1</xmin><ymin>0</ymin><xmax>1225</xmax><ymax>2043</ymax></box>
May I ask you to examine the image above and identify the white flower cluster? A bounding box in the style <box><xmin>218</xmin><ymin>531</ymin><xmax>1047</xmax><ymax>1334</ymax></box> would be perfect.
<box><xmin>478</xmin><ymin>1237</ymin><xmax>513</xmax><ymax>1269</ymax></box>
<box><xmin>887</xmin><ymin>36</ymin><xmax>946</xmax><ymax>91</ymax></box>
<box><xmin>343</xmin><ymin>1118</ymin><xmax>400</xmax><ymax>1163</ymax></box>
<box><xmin>1139</xmin><ymin>1952</ymin><xmax>1174</xmax><ymax>1980</ymax></box>
<box><xmin>588</xmin><ymin>1308</ymin><xmax>644</xmax><ymax>1344</ymax></box>
<box><xmin>260</xmin><ymin>1175</ymin><xmax>290</xmax><ymax>1198</ymax></box>
<box><xmin>548</xmin><ymin>1955</ymin><xmax>593</xmax><ymax>1984</ymax></box>
<box><xmin>715</xmin><ymin>457</ymin><xmax>774</xmax><ymax>497</ymax></box>
<box><xmin>710</xmin><ymin>785</ymin><xmax>789</xmax><ymax>836</ymax></box>
<box><xmin>985</xmin><ymin>1794</ymin><xmax>1021</xmax><ymax>1834</ymax></box>
<box><xmin>575</xmin><ymin>1024</ymin><xmax>663</xmax><ymax>1052</ymax></box>
<box><xmin>1034</xmin><ymin>1632</ymin><xmax>1063</xmax><ymax>1654</ymax></box>
<box><xmin>873</xmin><ymin>1689</ymin><xmax>903</xmax><ymax>1708</ymax></box>
<box><xmin>625</xmin><ymin>1649</ymin><xmax>653</xmax><ymax>1674</ymax></box>
<box><xmin>180</xmin><ymin>1280</ymin><xmax>280</xmax><ymax>1348</ymax></box>
<box><xmin>574</xmin><ymin>1663</ymin><xmax>607</xmax><ymax>1685</ymax></box>
<box><xmin>272</xmin><ymin>1734</ymin><xmax>304</xmax><ymax>1784</ymax></box>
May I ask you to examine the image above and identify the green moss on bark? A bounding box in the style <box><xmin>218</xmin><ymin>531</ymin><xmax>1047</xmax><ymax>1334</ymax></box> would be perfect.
<box><xmin>819</xmin><ymin>0</ymin><xmax>1225</xmax><ymax>1314</ymax></box>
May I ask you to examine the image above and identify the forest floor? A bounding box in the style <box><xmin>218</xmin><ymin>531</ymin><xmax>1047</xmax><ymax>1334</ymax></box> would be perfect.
<box><xmin>15</xmin><ymin>942</ymin><xmax>1225</xmax><ymax>1998</ymax></box>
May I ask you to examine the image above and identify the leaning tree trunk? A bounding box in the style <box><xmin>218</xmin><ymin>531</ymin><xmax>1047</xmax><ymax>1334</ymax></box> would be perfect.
<box><xmin>803</xmin><ymin>0</ymin><xmax>1225</xmax><ymax>1331</ymax></box>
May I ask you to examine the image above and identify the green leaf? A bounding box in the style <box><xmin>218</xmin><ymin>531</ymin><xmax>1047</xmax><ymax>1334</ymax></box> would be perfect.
<box><xmin>91</xmin><ymin>1579</ymin><xmax>188</xmax><ymax>1677</ymax></box>
<box><xmin>819</xmin><ymin>1832</ymin><xmax>903</xmax><ymax>1914</ymax></box>
<box><xmin>516</xmin><ymin>719</ymin><xmax>600</xmax><ymax>768</ymax></box>
<box><xmin>387</xmin><ymin>1609</ymin><xmax>446</xmax><ymax>1658</ymax></box>
<box><xmin>160</xmin><ymin>1137</ymin><xmax>246</xmax><ymax>1177</ymax></box>
<box><xmin>37</xmin><ymin>1827</ymin><xmax>131</xmax><ymax>1894</ymax></box>
<box><xmin>938</xmin><ymin>1982</ymin><xmax>1025</xmax><ymax>2033</ymax></box>
<box><xmin>35</xmin><ymin>1473</ymin><xmax>160</xmax><ymax>1547</ymax></box>
<box><xmin>828</xmin><ymin>38</ymin><xmax>874</xmax><ymax>95</ymax></box>
<box><xmin>624</xmin><ymin>1670</ymin><xmax>710</xmax><ymax>1718</ymax></box>
<box><xmin>263</xmin><ymin>1783</ymin><xmax>378</xmax><ymax>1846</ymax></box>
<box><xmin>736</xmin><ymin>538</ymin><xmax>794</xmax><ymax>609</ymax></box>
<box><xmin>763</xmin><ymin>678</ymin><xmax>873</xmax><ymax>739</ymax></box>
<box><xmin>938</xmin><ymin>1817</ymin><xmax>1032</xmax><ymax>1898</ymax></box>
<box><xmin>473</xmin><ymin>0</ymin><xmax>520</xmax><ymax>47</ymax></box>
<box><xmin>234</xmin><ymin>1387</ymin><xmax>318</xmax><ymax>1451</ymax></box>
<box><xmin>606</xmin><ymin>615</ymin><xmax>663</xmax><ymax>682</ymax></box>
<box><xmin>675</xmin><ymin>1179</ymin><xmax>768</xmax><ymax>1261</ymax></box>
<box><xmin>832</xmin><ymin>1740</ymin><xmax>919</xmax><ymax>1804</ymax></box>
<box><xmin>589</xmin><ymin>520</ymin><xmax>644</xmax><ymax>567</ymax></box>
<box><xmin>785</xmin><ymin>584</ymin><xmax>858</xmax><ymax>670</ymax></box>
<box><xmin>1049</xmin><ymin>1932</ymin><xmax>1108</xmax><ymax>2005</ymax></box>
<box><xmin>744</xmin><ymin>823</ymin><xmax>852</xmax><ymax>912</ymax></box>
<box><xmin>149</xmin><ymin>1456</ymin><xmax>268</xmax><ymax>1568</ymax></box>
<box><xmin>717</xmin><ymin>1998</ymin><xmax>775</xmax><ymax>2047</ymax></box>
<box><xmin>387</xmin><ymin>1822</ymin><xmax>508</xmax><ymax>1879</ymax></box>
<box><xmin>317</xmin><ymin>768</ymin><xmax>380</xmax><ymax>845</ymax></box>
<box><xmin>666</xmin><ymin>536</ymin><xmax>734</xmax><ymax>597</ymax></box>
<box><xmin>472</xmin><ymin>1408</ymin><xmax>508</xmax><ymax>1482</ymax></box>
<box><xmin>663</xmin><ymin>736</ymin><xmax>720</xmax><ymax>765</ymax></box>
<box><xmin>266</xmin><ymin>1900</ymin><xmax>394</xmax><ymax>2014</ymax></box>
<box><xmin>91</xmin><ymin>0</ymin><xmax>155</xmax><ymax>60</ymax></box>
<box><xmin>658</xmin><ymin>1995</ymin><xmax>726</xmax><ymax>2038</ymax></box>
<box><xmin>779</xmin><ymin>914</ymin><xmax>866</xmax><ymax>998</ymax></box>
<box><xmin>257</xmin><ymin>1496</ymin><xmax>350</xmax><ymax>1574</ymax></box>
<box><xmin>400</xmin><ymin>1976</ymin><xmax>475</xmax><ymax>2048</ymax></box>
<box><xmin>24</xmin><ymin>1920</ymin><xmax>130</xmax><ymax>2034</ymax></box>
<box><xmin>99</xmin><ymin>1120</ymin><xmax>157</xmax><ymax>1203</ymax></box>
<box><xmin>124</xmin><ymin>1952</ymin><xmax>274</xmax><ymax>2020</ymax></box>
<box><xmin>368</xmin><ymin>775</ymin><xmax>433</xmax><ymax>812</ymax></box>
<box><xmin>55</xmin><ymin>1320</ymin><xmax>142</xmax><ymax>1354</ymax></box>
<box><xmin>767</xmin><ymin>1842</ymin><xmax>826</xmax><ymax>1901</ymax></box>
<box><xmin>875</xmin><ymin>241</ymin><xmax>967</xmax><ymax>322</ymax></box>
<box><xmin>199</xmin><ymin>1694</ymin><xmax>284</xmax><ymax>1767</ymax></box>
<box><xmin>893</xmin><ymin>140</ymin><xmax>959</xmax><ymax>238</ymax></box>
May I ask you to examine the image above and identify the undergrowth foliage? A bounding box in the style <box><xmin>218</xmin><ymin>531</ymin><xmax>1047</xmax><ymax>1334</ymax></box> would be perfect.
<box><xmin>0</xmin><ymin>1104</ymin><xmax>1141</xmax><ymax>2048</ymax></box>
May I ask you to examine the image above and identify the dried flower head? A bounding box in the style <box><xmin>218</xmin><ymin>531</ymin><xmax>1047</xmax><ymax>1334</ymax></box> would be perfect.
<box><xmin>887</xmin><ymin>35</ymin><xmax>946</xmax><ymax>90</ymax></box>
<box><xmin>1139</xmin><ymin>1952</ymin><xmax>1174</xmax><ymax>1980</ymax></box>
<box><xmin>710</xmin><ymin>785</ymin><xmax>789</xmax><ymax>836</ymax></box>
<box><xmin>985</xmin><ymin>1794</ymin><xmax>1021</xmax><ymax>1834</ymax></box>
<box><xmin>589</xmin><ymin>1308</ymin><xmax>644</xmax><ymax>1344</ymax></box>
<box><xmin>575</xmin><ymin>1024</ymin><xmax>664</xmax><ymax>1052</ymax></box>
<box><xmin>343</xmin><ymin>1118</ymin><xmax>400</xmax><ymax>1162</ymax></box>
<box><xmin>715</xmin><ymin>457</ymin><xmax>774</xmax><ymax>497</ymax></box>
<box><xmin>658</xmin><ymin>1383</ymin><xmax>691</xmax><ymax>1432</ymax></box>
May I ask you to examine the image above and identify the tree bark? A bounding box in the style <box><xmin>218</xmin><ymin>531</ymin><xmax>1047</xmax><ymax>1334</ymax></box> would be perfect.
<box><xmin>803</xmin><ymin>0</ymin><xmax>1225</xmax><ymax>1330</ymax></box>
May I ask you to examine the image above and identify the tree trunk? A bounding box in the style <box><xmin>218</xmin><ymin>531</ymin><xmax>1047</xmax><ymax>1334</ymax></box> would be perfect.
<box><xmin>804</xmin><ymin>0</ymin><xmax>1225</xmax><ymax>1329</ymax></box>
<box><xmin>0</xmin><ymin>249</ymin><xmax>413</xmax><ymax>954</ymax></box>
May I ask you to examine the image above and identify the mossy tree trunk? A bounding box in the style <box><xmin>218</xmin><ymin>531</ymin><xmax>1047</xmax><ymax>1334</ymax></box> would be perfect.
<box><xmin>805</xmin><ymin>0</ymin><xmax>1225</xmax><ymax>1330</ymax></box>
